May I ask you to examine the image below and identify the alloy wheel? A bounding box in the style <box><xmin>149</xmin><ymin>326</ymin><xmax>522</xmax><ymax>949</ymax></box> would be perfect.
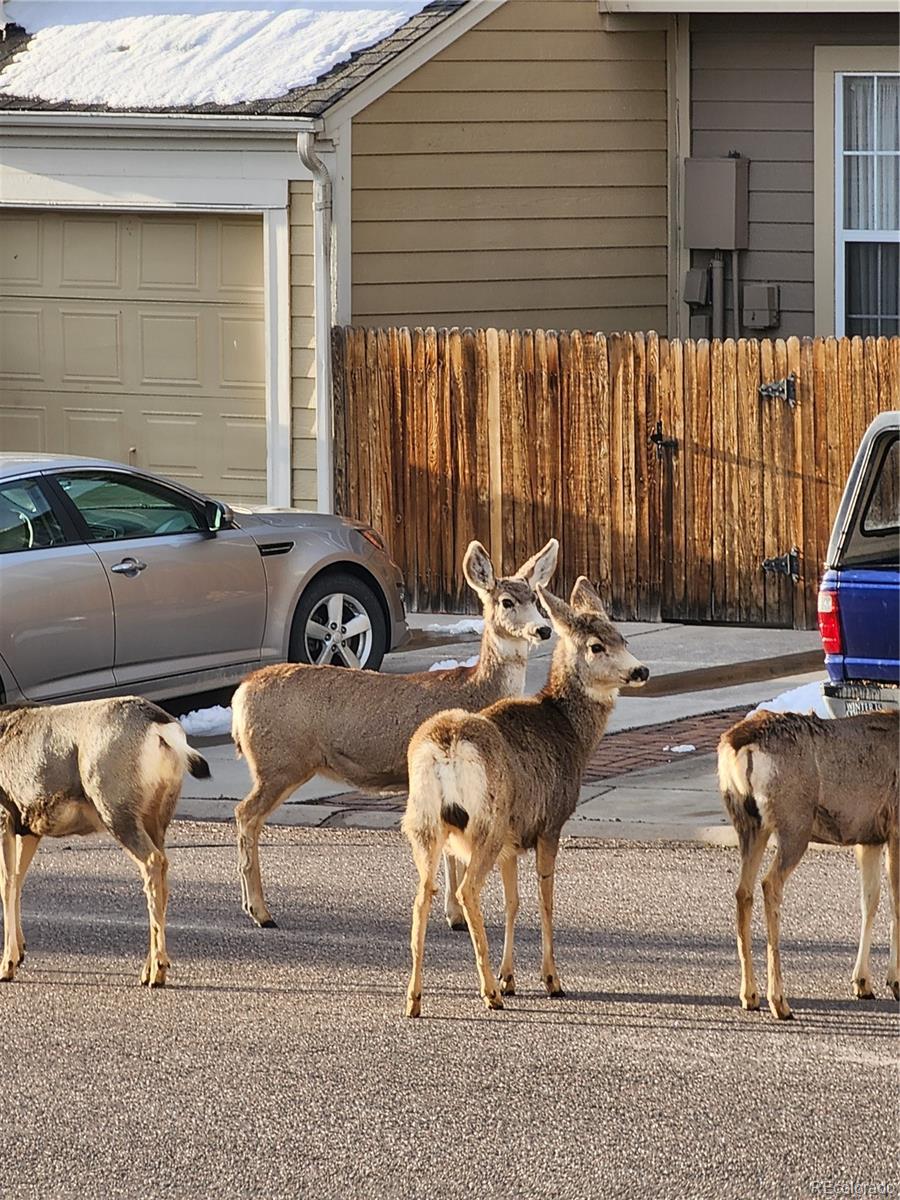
<box><xmin>303</xmin><ymin>591</ymin><xmax>373</xmax><ymax>668</ymax></box>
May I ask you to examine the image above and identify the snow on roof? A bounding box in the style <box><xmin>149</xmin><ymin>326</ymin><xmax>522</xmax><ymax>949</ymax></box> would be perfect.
<box><xmin>0</xmin><ymin>1</ymin><xmax>433</xmax><ymax>109</ymax></box>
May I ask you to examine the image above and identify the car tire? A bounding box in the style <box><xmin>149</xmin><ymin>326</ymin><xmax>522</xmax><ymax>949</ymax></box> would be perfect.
<box><xmin>289</xmin><ymin>571</ymin><xmax>388</xmax><ymax>672</ymax></box>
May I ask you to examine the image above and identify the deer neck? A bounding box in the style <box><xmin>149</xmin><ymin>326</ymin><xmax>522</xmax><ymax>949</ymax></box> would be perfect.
<box><xmin>471</xmin><ymin>623</ymin><xmax>529</xmax><ymax>698</ymax></box>
<box><xmin>542</xmin><ymin>654</ymin><xmax>618</xmax><ymax>754</ymax></box>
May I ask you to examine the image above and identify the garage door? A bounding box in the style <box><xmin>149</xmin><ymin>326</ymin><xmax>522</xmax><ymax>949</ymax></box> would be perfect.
<box><xmin>0</xmin><ymin>210</ymin><xmax>267</xmax><ymax>504</ymax></box>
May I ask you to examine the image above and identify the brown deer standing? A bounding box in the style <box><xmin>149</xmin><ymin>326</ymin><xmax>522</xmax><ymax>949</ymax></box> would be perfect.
<box><xmin>719</xmin><ymin>708</ymin><xmax>899</xmax><ymax>1020</ymax></box>
<box><xmin>232</xmin><ymin>538</ymin><xmax>558</xmax><ymax>928</ymax></box>
<box><xmin>0</xmin><ymin>697</ymin><xmax>209</xmax><ymax>986</ymax></box>
<box><xmin>402</xmin><ymin>577</ymin><xmax>648</xmax><ymax>1017</ymax></box>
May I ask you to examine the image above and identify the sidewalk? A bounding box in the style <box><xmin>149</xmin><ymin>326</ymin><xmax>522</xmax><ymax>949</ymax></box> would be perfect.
<box><xmin>178</xmin><ymin>616</ymin><xmax>826</xmax><ymax>844</ymax></box>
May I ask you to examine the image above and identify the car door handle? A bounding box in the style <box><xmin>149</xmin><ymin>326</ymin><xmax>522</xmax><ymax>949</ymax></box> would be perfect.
<box><xmin>110</xmin><ymin>557</ymin><xmax>147</xmax><ymax>576</ymax></box>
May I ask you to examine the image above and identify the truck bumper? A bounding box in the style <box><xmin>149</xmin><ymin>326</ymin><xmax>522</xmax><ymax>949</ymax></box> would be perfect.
<box><xmin>822</xmin><ymin>681</ymin><xmax>900</xmax><ymax>718</ymax></box>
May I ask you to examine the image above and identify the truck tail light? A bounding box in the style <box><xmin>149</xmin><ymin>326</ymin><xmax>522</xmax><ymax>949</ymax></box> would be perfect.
<box><xmin>817</xmin><ymin>589</ymin><xmax>842</xmax><ymax>655</ymax></box>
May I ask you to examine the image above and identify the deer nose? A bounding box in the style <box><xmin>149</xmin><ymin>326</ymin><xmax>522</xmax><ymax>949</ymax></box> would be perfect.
<box><xmin>538</xmin><ymin>625</ymin><xmax>552</xmax><ymax>640</ymax></box>
<box><xmin>629</xmin><ymin>665</ymin><xmax>650</xmax><ymax>683</ymax></box>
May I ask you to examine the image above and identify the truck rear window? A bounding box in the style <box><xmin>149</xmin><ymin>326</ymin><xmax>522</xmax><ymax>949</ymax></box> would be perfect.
<box><xmin>862</xmin><ymin>434</ymin><xmax>899</xmax><ymax>537</ymax></box>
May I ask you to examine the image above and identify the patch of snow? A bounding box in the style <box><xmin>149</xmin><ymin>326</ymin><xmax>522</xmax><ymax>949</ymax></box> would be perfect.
<box><xmin>663</xmin><ymin>744</ymin><xmax>696</xmax><ymax>754</ymax></box>
<box><xmin>424</xmin><ymin>618</ymin><xmax>485</xmax><ymax>636</ymax></box>
<box><xmin>751</xmin><ymin>681</ymin><xmax>831</xmax><ymax>719</ymax></box>
<box><xmin>429</xmin><ymin>655</ymin><xmax>479</xmax><ymax>672</ymax></box>
<box><xmin>1</xmin><ymin>2</ymin><xmax>430</xmax><ymax>108</ymax></box>
<box><xmin>180</xmin><ymin>704</ymin><xmax>232</xmax><ymax>737</ymax></box>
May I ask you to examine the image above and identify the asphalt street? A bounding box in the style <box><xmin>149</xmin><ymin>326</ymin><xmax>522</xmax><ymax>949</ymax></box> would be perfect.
<box><xmin>1</xmin><ymin>823</ymin><xmax>896</xmax><ymax>1200</ymax></box>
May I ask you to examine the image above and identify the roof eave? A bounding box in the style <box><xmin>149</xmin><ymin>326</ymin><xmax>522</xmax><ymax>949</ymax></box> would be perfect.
<box><xmin>0</xmin><ymin>110</ymin><xmax>322</xmax><ymax>135</ymax></box>
<box><xmin>600</xmin><ymin>1</ymin><xmax>897</xmax><ymax>9</ymax></box>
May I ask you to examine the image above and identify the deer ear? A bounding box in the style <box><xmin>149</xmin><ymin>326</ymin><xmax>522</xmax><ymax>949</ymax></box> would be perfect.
<box><xmin>462</xmin><ymin>540</ymin><xmax>496</xmax><ymax>595</ymax></box>
<box><xmin>513</xmin><ymin>537</ymin><xmax>559</xmax><ymax>589</ymax></box>
<box><xmin>536</xmin><ymin>585</ymin><xmax>575</xmax><ymax>635</ymax></box>
<box><xmin>570</xmin><ymin>575</ymin><xmax>608</xmax><ymax>617</ymax></box>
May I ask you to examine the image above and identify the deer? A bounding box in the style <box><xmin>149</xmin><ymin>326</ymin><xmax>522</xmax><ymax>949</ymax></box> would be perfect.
<box><xmin>401</xmin><ymin>576</ymin><xmax>649</xmax><ymax>1018</ymax></box>
<box><xmin>0</xmin><ymin>697</ymin><xmax>209</xmax><ymax>987</ymax></box>
<box><xmin>718</xmin><ymin>708</ymin><xmax>899</xmax><ymax>1020</ymax></box>
<box><xmin>231</xmin><ymin>538</ymin><xmax>559</xmax><ymax>929</ymax></box>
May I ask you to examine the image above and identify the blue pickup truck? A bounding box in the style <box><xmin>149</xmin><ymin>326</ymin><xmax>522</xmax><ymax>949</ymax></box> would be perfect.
<box><xmin>819</xmin><ymin>411</ymin><xmax>899</xmax><ymax>716</ymax></box>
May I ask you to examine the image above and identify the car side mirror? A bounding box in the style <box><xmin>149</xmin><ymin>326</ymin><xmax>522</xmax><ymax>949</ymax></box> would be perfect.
<box><xmin>203</xmin><ymin>499</ymin><xmax>231</xmax><ymax>534</ymax></box>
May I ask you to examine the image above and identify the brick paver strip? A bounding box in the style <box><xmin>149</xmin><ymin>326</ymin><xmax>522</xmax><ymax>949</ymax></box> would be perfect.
<box><xmin>291</xmin><ymin>704</ymin><xmax>750</xmax><ymax>813</ymax></box>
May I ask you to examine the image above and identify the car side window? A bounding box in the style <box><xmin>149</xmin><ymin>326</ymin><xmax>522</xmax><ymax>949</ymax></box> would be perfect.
<box><xmin>0</xmin><ymin>479</ymin><xmax>68</xmax><ymax>554</ymax></box>
<box><xmin>862</xmin><ymin>435</ymin><xmax>899</xmax><ymax>535</ymax></box>
<box><xmin>55</xmin><ymin>472</ymin><xmax>205</xmax><ymax>542</ymax></box>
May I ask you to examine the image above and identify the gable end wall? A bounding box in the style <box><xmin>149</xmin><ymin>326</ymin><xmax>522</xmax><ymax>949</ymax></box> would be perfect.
<box><xmin>350</xmin><ymin>0</ymin><xmax>669</xmax><ymax>333</ymax></box>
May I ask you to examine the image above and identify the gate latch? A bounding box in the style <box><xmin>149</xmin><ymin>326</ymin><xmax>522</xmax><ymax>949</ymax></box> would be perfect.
<box><xmin>649</xmin><ymin>420</ymin><xmax>678</xmax><ymax>460</ymax></box>
<box><xmin>762</xmin><ymin>545</ymin><xmax>801</xmax><ymax>582</ymax></box>
<box><xmin>759</xmin><ymin>373</ymin><xmax>797</xmax><ymax>408</ymax></box>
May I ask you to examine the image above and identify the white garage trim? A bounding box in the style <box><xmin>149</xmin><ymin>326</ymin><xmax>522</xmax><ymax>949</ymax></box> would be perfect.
<box><xmin>264</xmin><ymin>208</ymin><xmax>292</xmax><ymax>507</ymax></box>
<box><xmin>0</xmin><ymin>127</ymin><xmax>312</xmax><ymax>507</ymax></box>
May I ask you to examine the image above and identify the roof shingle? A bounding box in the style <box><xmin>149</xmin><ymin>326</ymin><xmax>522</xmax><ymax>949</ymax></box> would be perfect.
<box><xmin>0</xmin><ymin>1</ymin><xmax>464</xmax><ymax>115</ymax></box>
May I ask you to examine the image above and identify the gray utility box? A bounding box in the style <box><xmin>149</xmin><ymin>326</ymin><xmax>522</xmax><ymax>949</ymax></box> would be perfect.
<box><xmin>743</xmin><ymin>283</ymin><xmax>780</xmax><ymax>329</ymax></box>
<box><xmin>683</xmin><ymin>157</ymin><xmax>749</xmax><ymax>250</ymax></box>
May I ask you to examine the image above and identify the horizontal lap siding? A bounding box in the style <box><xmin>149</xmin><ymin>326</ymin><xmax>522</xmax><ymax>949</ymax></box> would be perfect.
<box><xmin>690</xmin><ymin>13</ymin><xmax>897</xmax><ymax>338</ymax></box>
<box><xmin>351</xmin><ymin>0</ymin><xmax>668</xmax><ymax>332</ymax></box>
<box><xmin>290</xmin><ymin>181</ymin><xmax>317</xmax><ymax>507</ymax></box>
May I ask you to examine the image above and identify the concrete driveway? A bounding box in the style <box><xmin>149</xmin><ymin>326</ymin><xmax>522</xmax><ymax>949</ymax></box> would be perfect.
<box><xmin>3</xmin><ymin>823</ymin><xmax>896</xmax><ymax>1200</ymax></box>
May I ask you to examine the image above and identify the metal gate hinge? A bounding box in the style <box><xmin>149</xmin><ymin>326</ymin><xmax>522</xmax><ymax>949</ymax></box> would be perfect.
<box><xmin>762</xmin><ymin>546</ymin><xmax>801</xmax><ymax>582</ymax></box>
<box><xmin>758</xmin><ymin>374</ymin><xmax>797</xmax><ymax>408</ymax></box>
<box><xmin>649</xmin><ymin>420</ymin><xmax>678</xmax><ymax>460</ymax></box>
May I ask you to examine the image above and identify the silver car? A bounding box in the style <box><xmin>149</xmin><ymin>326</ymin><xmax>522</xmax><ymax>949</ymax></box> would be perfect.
<box><xmin>0</xmin><ymin>454</ymin><xmax>408</xmax><ymax>705</ymax></box>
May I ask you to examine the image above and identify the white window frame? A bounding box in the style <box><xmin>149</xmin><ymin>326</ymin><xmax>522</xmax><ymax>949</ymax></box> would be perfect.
<box><xmin>814</xmin><ymin>46</ymin><xmax>899</xmax><ymax>336</ymax></box>
<box><xmin>834</xmin><ymin>70</ymin><xmax>900</xmax><ymax>336</ymax></box>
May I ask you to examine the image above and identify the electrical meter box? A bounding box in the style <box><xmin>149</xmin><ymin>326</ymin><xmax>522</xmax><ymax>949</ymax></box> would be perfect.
<box><xmin>683</xmin><ymin>157</ymin><xmax>749</xmax><ymax>250</ymax></box>
<box><xmin>743</xmin><ymin>283</ymin><xmax>780</xmax><ymax>329</ymax></box>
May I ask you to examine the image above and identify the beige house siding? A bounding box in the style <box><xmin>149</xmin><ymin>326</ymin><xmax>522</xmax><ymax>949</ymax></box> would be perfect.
<box><xmin>289</xmin><ymin>180</ymin><xmax>317</xmax><ymax>507</ymax></box>
<box><xmin>350</xmin><ymin>0</ymin><xmax>668</xmax><ymax>332</ymax></box>
<box><xmin>690</xmin><ymin>12</ymin><xmax>898</xmax><ymax>337</ymax></box>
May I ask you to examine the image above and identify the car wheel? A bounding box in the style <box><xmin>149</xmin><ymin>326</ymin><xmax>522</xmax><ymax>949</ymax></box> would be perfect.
<box><xmin>289</xmin><ymin>572</ymin><xmax>388</xmax><ymax>671</ymax></box>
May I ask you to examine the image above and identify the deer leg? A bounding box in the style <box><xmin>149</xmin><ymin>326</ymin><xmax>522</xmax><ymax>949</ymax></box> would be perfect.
<box><xmin>536</xmin><ymin>837</ymin><xmax>564</xmax><ymax>997</ymax></box>
<box><xmin>105</xmin><ymin>808</ymin><xmax>171</xmax><ymax>988</ymax></box>
<box><xmin>734</xmin><ymin>823</ymin><xmax>769</xmax><ymax>1010</ymax></box>
<box><xmin>0</xmin><ymin>822</ymin><xmax>20</xmax><ymax>981</ymax></box>
<box><xmin>443</xmin><ymin>852</ymin><xmax>467</xmax><ymax>931</ymax></box>
<box><xmin>235</xmin><ymin>773</ymin><xmax>304</xmax><ymax>928</ymax></box>
<box><xmin>851</xmin><ymin>843</ymin><xmax>883</xmax><ymax>1000</ymax></box>
<box><xmin>761</xmin><ymin>837</ymin><xmax>806</xmax><ymax>1020</ymax></box>
<box><xmin>405</xmin><ymin>834</ymin><xmax>443</xmax><ymax>1018</ymax></box>
<box><xmin>458</xmin><ymin>845</ymin><xmax>503</xmax><ymax>1011</ymax></box>
<box><xmin>498</xmin><ymin>853</ymin><xmax>519</xmax><ymax>995</ymax></box>
<box><xmin>13</xmin><ymin>833</ymin><xmax>41</xmax><ymax>966</ymax></box>
<box><xmin>886</xmin><ymin>834</ymin><xmax>899</xmax><ymax>1001</ymax></box>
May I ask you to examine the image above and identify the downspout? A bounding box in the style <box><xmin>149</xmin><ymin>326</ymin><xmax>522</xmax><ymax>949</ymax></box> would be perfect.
<box><xmin>297</xmin><ymin>129</ymin><xmax>335</xmax><ymax>514</ymax></box>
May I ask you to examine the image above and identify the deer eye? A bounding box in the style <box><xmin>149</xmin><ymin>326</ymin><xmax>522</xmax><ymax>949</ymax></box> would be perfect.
<box><xmin>590</xmin><ymin>642</ymin><xmax>604</xmax><ymax>654</ymax></box>
<box><xmin>500</xmin><ymin>597</ymin><xmax>515</xmax><ymax>610</ymax></box>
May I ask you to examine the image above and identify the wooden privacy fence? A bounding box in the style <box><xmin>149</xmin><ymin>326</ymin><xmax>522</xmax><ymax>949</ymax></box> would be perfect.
<box><xmin>332</xmin><ymin>327</ymin><xmax>899</xmax><ymax>628</ymax></box>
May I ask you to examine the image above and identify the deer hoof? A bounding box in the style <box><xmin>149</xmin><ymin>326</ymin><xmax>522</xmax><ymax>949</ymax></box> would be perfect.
<box><xmin>259</xmin><ymin>918</ymin><xmax>279</xmax><ymax>929</ymax></box>
<box><xmin>483</xmin><ymin>991</ymin><xmax>504</xmax><ymax>1011</ymax></box>
<box><xmin>888</xmin><ymin>978</ymin><xmax>899</xmax><ymax>1001</ymax></box>
<box><xmin>446</xmin><ymin>915</ymin><xmax>467</xmax><ymax>932</ymax></box>
<box><xmin>740</xmin><ymin>993</ymin><xmax>760</xmax><ymax>1011</ymax></box>
<box><xmin>544</xmin><ymin>974</ymin><xmax>565</xmax><ymax>998</ymax></box>
<box><xmin>405</xmin><ymin>994</ymin><xmax>422</xmax><ymax>1018</ymax></box>
<box><xmin>499</xmin><ymin>974</ymin><xmax>516</xmax><ymax>996</ymax></box>
<box><xmin>853</xmin><ymin>978</ymin><xmax>876</xmax><ymax>1000</ymax></box>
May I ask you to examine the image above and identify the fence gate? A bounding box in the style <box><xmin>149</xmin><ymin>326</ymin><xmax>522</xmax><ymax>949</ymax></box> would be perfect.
<box><xmin>332</xmin><ymin>327</ymin><xmax>899</xmax><ymax>629</ymax></box>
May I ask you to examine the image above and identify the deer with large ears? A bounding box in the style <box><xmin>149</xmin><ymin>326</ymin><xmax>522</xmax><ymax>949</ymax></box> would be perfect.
<box><xmin>231</xmin><ymin>538</ymin><xmax>558</xmax><ymax>929</ymax></box>
<box><xmin>402</xmin><ymin>576</ymin><xmax>649</xmax><ymax>1017</ymax></box>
